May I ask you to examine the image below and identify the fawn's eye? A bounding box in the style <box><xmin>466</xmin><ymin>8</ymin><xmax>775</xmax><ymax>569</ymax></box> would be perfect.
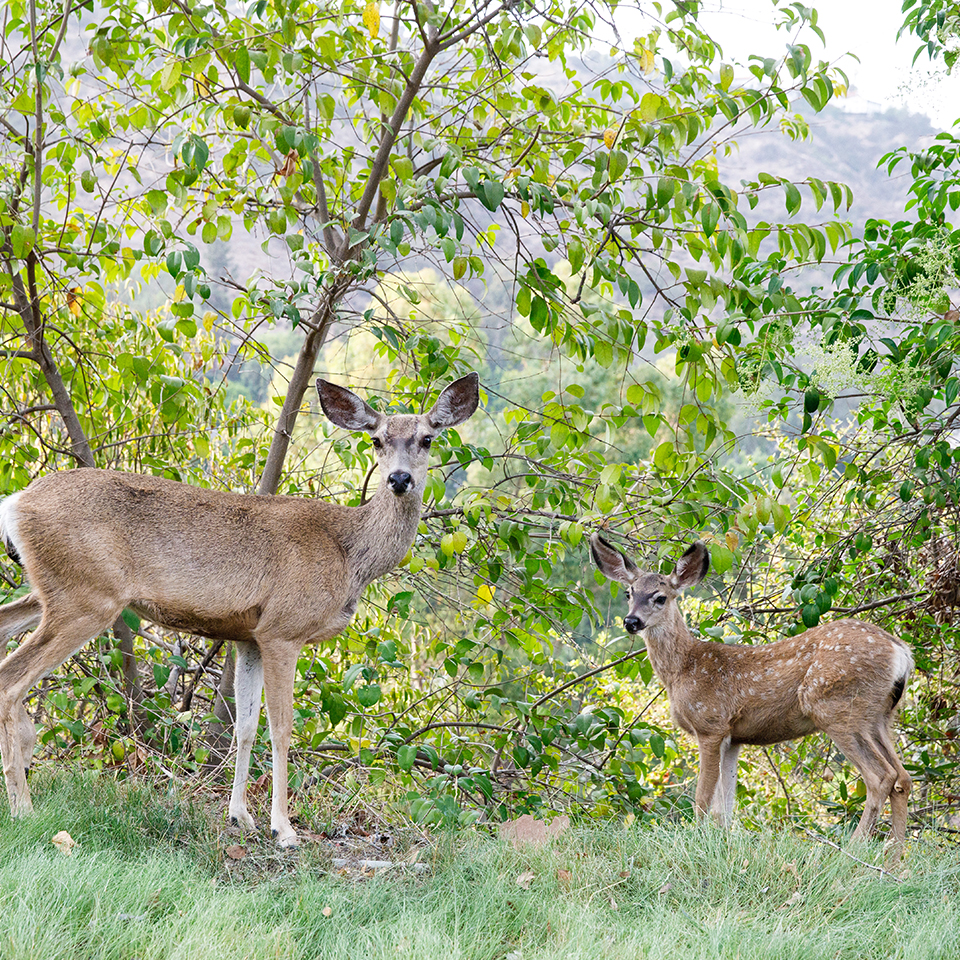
<box><xmin>421</xmin><ymin>436</ymin><xmax>433</xmax><ymax>450</ymax></box>
<box><xmin>372</xmin><ymin>437</ymin><xmax>383</xmax><ymax>450</ymax></box>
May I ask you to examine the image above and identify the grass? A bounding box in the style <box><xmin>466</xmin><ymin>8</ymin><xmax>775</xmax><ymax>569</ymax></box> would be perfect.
<box><xmin>0</xmin><ymin>769</ymin><xmax>958</xmax><ymax>960</ymax></box>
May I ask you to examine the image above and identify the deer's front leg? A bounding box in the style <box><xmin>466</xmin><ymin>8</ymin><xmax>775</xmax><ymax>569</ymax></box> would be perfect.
<box><xmin>695</xmin><ymin>736</ymin><xmax>725</xmax><ymax>820</ymax></box>
<box><xmin>709</xmin><ymin>737</ymin><xmax>741</xmax><ymax>825</ymax></box>
<box><xmin>262</xmin><ymin>642</ymin><xmax>300</xmax><ymax>848</ymax></box>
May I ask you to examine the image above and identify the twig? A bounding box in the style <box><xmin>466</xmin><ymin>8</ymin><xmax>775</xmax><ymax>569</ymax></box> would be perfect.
<box><xmin>802</xmin><ymin>829</ymin><xmax>903</xmax><ymax>882</ymax></box>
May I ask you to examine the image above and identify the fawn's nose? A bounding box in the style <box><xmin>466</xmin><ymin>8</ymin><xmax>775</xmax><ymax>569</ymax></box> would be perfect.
<box><xmin>623</xmin><ymin>615</ymin><xmax>643</xmax><ymax>634</ymax></box>
<box><xmin>388</xmin><ymin>471</ymin><xmax>414</xmax><ymax>496</ymax></box>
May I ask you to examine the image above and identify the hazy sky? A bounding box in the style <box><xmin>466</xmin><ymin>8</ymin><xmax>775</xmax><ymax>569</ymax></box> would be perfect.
<box><xmin>694</xmin><ymin>0</ymin><xmax>959</xmax><ymax>127</ymax></box>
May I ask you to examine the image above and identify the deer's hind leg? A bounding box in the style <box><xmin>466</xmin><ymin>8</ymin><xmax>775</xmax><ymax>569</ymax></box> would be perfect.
<box><xmin>0</xmin><ymin>606</ymin><xmax>119</xmax><ymax>814</ymax></box>
<box><xmin>260</xmin><ymin>640</ymin><xmax>300</xmax><ymax>848</ymax></box>
<box><xmin>825</xmin><ymin>726</ymin><xmax>899</xmax><ymax>844</ymax></box>
<box><xmin>228</xmin><ymin>640</ymin><xmax>264</xmax><ymax>833</ymax></box>
<box><xmin>875</xmin><ymin>717</ymin><xmax>911</xmax><ymax>862</ymax></box>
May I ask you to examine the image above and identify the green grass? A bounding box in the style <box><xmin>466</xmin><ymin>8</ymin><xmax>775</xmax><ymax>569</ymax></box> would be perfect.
<box><xmin>0</xmin><ymin>769</ymin><xmax>958</xmax><ymax>960</ymax></box>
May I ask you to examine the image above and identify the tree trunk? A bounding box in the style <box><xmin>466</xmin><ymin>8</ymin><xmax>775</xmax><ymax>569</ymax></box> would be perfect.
<box><xmin>10</xmin><ymin>263</ymin><xmax>145</xmax><ymax>712</ymax></box>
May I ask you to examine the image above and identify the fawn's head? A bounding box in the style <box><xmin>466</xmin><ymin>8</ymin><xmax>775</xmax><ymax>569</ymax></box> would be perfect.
<box><xmin>591</xmin><ymin>535</ymin><xmax>710</xmax><ymax>634</ymax></box>
<box><xmin>317</xmin><ymin>373</ymin><xmax>480</xmax><ymax>498</ymax></box>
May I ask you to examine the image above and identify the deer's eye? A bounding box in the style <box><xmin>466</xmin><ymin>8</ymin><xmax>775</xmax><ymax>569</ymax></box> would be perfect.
<box><xmin>653</xmin><ymin>595</ymin><xmax>667</xmax><ymax>607</ymax></box>
<box><xmin>372</xmin><ymin>437</ymin><xmax>383</xmax><ymax>450</ymax></box>
<box><xmin>421</xmin><ymin>436</ymin><xmax>433</xmax><ymax>450</ymax></box>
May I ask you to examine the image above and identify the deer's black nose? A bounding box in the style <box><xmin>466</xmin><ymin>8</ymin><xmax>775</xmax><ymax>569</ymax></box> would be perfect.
<box><xmin>623</xmin><ymin>615</ymin><xmax>643</xmax><ymax>634</ymax></box>
<box><xmin>388</xmin><ymin>471</ymin><xmax>413</xmax><ymax>496</ymax></box>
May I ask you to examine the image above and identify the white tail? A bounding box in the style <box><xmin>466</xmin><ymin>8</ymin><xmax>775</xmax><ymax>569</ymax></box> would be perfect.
<box><xmin>591</xmin><ymin>534</ymin><xmax>913</xmax><ymax>863</ymax></box>
<box><xmin>0</xmin><ymin>373</ymin><xmax>480</xmax><ymax>846</ymax></box>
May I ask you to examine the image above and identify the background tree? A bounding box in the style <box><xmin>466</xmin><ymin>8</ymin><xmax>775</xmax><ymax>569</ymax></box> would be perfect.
<box><xmin>4</xmin><ymin>0</ymin><xmax>957</xmax><ymax>835</ymax></box>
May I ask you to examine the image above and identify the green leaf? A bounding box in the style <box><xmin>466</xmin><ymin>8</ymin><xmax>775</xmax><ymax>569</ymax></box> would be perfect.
<box><xmin>567</xmin><ymin>238</ymin><xmax>585</xmax><ymax>273</ymax></box>
<box><xmin>653</xmin><ymin>441</ymin><xmax>675</xmax><ymax>471</ymax></box>
<box><xmin>608</xmin><ymin>150</ymin><xmax>628</xmax><ymax>181</ymax></box>
<box><xmin>656</xmin><ymin>178</ymin><xmax>675</xmax><ymax>207</ymax></box>
<box><xmin>397</xmin><ymin>744</ymin><xmax>418</xmax><ymax>771</ymax></box>
<box><xmin>594</xmin><ymin>338</ymin><xmax>614</xmax><ymax>367</ymax></box>
<box><xmin>529</xmin><ymin>295</ymin><xmax>549</xmax><ymax>331</ymax></box>
<box><xmin>357</xmin><ymin>684</ymin><xmax>382</xmax><ymax>707</ymax></box>
<box><xmin>478</xmin><ymin>179</ymin><xmax>505</xmax><ymax>211</ymax></box>
<box><xmin>10</xmin><ymin>224</ymin><xmax>35</xmax><ymax>259</ymax></box>
<box><xmin>235</xmin><ymin>44</ymin><xmax>251</xmax><ymax>84</ymax></box>
<box><xmin>700</xmin><ymin>203</ymin><xmax>720</xmax><ymax>237</ymax></box>
<box><xmin>342</xmin><ymin>663</ymin><xmax>365</xmax><ymax>693</ymax></box>
<box><xmin>784</xmin><ymin>182</ymin><xmax>802</xmax><ymax>216</ymax></box>
<box><xmin>392</xmin><ymin>156</ymin><xmax>413</xmax><ymax>181</ymax></box>
<box><xmin>640</xmin><ymin>92</ymin><xmax>662</xmax><ymax>121</ymax></box>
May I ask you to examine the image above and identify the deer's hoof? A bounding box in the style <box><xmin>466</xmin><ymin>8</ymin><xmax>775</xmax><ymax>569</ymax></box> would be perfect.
<box><xmin>228</xmin><ymin>810</ymin><xmax>257</xmax><ymax>832</ymax></box>
<box><xmin>272</xmin><ymin>827</ymin><xmax>299</xmax><ymax>849</ymax></box>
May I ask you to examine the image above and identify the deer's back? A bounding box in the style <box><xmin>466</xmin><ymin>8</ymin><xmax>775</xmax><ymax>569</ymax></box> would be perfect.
<box><xmin>10</xmin><ymin>469</ymin><xmax>354</xmax><ymax>638</ymax></box>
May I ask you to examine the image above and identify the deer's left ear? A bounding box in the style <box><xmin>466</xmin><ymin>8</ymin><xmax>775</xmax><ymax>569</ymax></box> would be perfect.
<box><xmin>590</xmin><ymin>533</ymin><xmax>639</xmax><ymax>585</ymax></box>
<box><xmin>427</xmin><ymin>373</ymin><xmax>480</xmax><ymax>430</ymax></box>
<box><xmin>668</xmin><ymin>541</ymin><xmax>710</xmax><ymax>591</ymax></box>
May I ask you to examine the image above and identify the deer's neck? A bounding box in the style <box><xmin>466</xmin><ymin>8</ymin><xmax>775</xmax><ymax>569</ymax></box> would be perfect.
<box><xmin>643</xmin><ymin>612</ymin><xmax>699</xmax><ymax>686</ymax></box>
<box><xmin>343</xmin><ymin>479</ymin><xmax>422</xmax><ymax>588</ymax></box>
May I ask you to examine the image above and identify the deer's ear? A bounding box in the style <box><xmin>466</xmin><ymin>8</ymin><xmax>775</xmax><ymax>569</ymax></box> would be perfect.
<box><xmin>590</xmin><ymin>533</ymin><xmax>639</xmax><ymax>584</ymax></box>
<box><xmin>317</xmin><ymin>380</ymin><xmax>383</xmax><ymax>433</ymax></box>
<box><xmin>668</xmin><ymin>541</ymin><xmax>710</xmax><ymax>591</ymax></box>
<box><xmin>427</xmin><ymin>373</ymin><xmax>480</xmax><ymax>430</ymax></box>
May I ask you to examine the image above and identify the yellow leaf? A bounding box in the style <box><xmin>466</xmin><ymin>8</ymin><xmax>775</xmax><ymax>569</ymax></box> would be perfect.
<box><xmin>641</xmin><ymin>47</ymin><xmax>656</xmax><ymax>75</ymax></box>
<box><xmin>362</xmin><ymin>1</ymin><xmax>380</xmax><ymax>39</ymax></box>
<box><xmin>67</xmin><ymin>287</ymin><xmax>82</xmax><ymax>317</ymax></box>
<box><xmin>603</xmin><ymin>127</ymin><xmax>617</xmax><ymax>149</ymax></box>
<box><xmin>520</xmin><ymin>201</ymin><xmax>530</xmax><ymax>218</ymax></box>
<box><xmin>476</xmin><ymin>584</ymin><xmax>494</xmax><ymax>604</ymax></box>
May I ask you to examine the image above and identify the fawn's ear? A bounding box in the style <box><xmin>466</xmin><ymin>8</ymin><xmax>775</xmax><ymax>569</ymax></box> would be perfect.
<box><xmin>427</xmin><ymin>373</ymin><xmax>480</xmax><ymax>431</ymax></box>
<box><xmin>317</xmin><ymin>380</ymin><xmax>383</xmax><ymax>433</ymax></box>
<box><xmin>590</xmin><ymin>533</ymin><xmax>639</xmax><ymax>585</ymax></box>
<box><xmin>668</xmin><ymin>541</ymin><xmax>710</xmax><ymax>591</ymax></box>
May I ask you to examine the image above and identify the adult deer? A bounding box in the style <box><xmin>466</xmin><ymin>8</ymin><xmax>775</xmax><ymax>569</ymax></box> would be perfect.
<box><xmin>0</xmin><ymin>373</ymin><xmax>479</xmax><ymax>847</ymax></box>
<box><xmin>591</xmin><ymin>534</ymin><xmax>913</xmax><ymax>862</ymax></box>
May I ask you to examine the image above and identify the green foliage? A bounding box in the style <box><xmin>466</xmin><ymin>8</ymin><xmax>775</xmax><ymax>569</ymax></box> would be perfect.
<box><xmin>3</xmin><ymin>0</ymin><xmax>960</xmax><ymax>836</ymax></box>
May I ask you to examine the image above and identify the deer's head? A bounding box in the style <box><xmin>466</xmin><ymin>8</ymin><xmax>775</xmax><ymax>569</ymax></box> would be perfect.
<box><xmin>591</xmin><ymin>534</ymin><xmax>709</xmax><ymax>634</ymax></box>
<box><xmin>317</xmin><ymin>373</ymin><xmax>480</xmax><ymax>498</ymax></box>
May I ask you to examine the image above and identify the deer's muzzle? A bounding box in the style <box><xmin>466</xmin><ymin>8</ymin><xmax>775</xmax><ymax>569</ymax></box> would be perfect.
<box><xmin>623</xmin><ymin>615</ymin><xmax>643</xmax><ymax>634</ymax></box>
<box><xmin>388</xmin><ymin>471</ymin><xmax>414</xmax><ymax>496</ymax></box>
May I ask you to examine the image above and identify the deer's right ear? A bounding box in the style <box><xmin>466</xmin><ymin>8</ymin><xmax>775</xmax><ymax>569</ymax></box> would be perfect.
<box><xmin>669</xmin><ymin>541</ymin><xmax>710</xmax><ymax>591</ymax></box>
<box><xmin>590</xmin><ymin>533</ymin><xmax>638</xmax><ymax>584</ymax></box>
<box><xmin>317</xmin><ymin>380</ymin><xmax>383</xmax><ymax>433</ymax></box>
<box><xmin>427</xmin><ymin>372</ymin><xmax>480</xmax><ymax>430</ymax></box>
